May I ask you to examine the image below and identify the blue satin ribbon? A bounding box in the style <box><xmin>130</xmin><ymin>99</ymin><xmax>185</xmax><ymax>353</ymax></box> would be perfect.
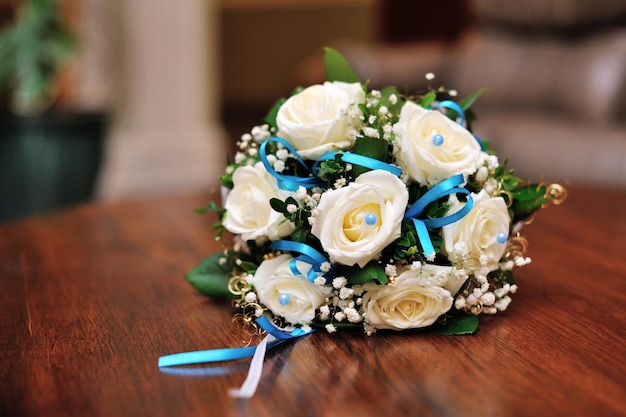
<box><xmin>158</xmin><ymin>316</ymin><xmax>313</xmax><ymax>368</ymax></box>
<box><xmin>269</xmin><ymin>240</ymin><xmax>330</xmax><ymax>282</ymax></box>
<box><xmin>403</xmin><ymin>174</ymin><xmax>474</xmax><ymax>258</ymax></box>
<box><xmin>259</xmin><ymin>137</ymin><xmax>324</xmax><ymax>191</ymax></box>
<box><xmin>312</xmin><ymin>151</ymin><xmax>402</xmax><ymax>177</ymax></box>
<box><xmin>434</xmin><ymin>100</ymin><xmax>466</xmax><ymax>125</ymax></box>
<box><xmin>260</xmin><ymin>137</ymin><xmax>402</xmax><ymax>192</ymax></box>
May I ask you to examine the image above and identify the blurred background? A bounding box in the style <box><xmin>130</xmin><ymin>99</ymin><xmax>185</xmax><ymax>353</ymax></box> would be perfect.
<box><xmin>1</xmin><ymin>0</ymin><xmax>625</xmax><ymax>223</ymax></box>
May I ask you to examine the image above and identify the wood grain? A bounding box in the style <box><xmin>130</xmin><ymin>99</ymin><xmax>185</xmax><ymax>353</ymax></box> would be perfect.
<box><xmin>1</xmin><ymin>187</ymin><xmax>625</xmax><ymax>417</ymax></box>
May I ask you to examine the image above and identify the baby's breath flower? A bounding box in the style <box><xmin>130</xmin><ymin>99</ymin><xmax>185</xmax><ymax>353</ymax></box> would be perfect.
<box><xmin>334</xmin><ymin>178</ymin><xmax>347</xmax><ymax>189</ymax></box>
<box><xmin>234</xmin><ymin>152</ymin><xmax>246</xmax><ymax>164</ymax></box>
<box><xmin>425</xmin><ymin>72</ymin><xmax>435</xmax><ymax>80</ymax></box>
<box><xmin>273</xmin><ymin>160</ymin><xmax>286</xmax><ymax>173</ymax></box>
<box><xmin>244</xmin><ymin>292</ymin><xmax>257</xmax><ymax>303</ymax></box>
<box><xmin>276</xmin><ymin>148</ymin><xmax>289</xmax><ymax>160</ymax></box>
<box><xmin>454</xmin><ymin>268</ymin><xmax>468</xmax><ymax>280</ymax></box>
<box><xmin>319</xmin><ymin>305</ymin><xmax>331</xmax><ymax>320</ymax></box>
<box><xmin>495</xmin><ymin>296</ymin><xmax>512</xmax><ymax>311</ymax></box>
<box><xmin>334</xmin><ymin>311</ymin><xmax>346</xmax><ymax>322</ymax></box>
<box><xmin>448</xmin><ymin>89</ymin><xmax>457</xmax><ymax>97</ymax></box>
<box><xmin>314</xmin><ymin>277</ymin><xmax>326</xmax><ymax>287</ymax></box>
<box><xmin>332</xmin><ymin>276</ymin><xmax>348</xmax><ymax>289</ymax></box>
<box><xmin>325</xmin><ymin>323</ymin><xmax>337</xmax><ymax>333</ymax></box>
<box><xmin>384</xmin><ymin>263</ymin><xmax>397</xmax><ymax>277</ymax></box>
<box><xmin>475</xmin><ymin>166</ymin><xmax>489</xmax><ymax>182</ymax></box>
<box><xmin>480</xmin><ymin>292</ymin><xmax>495</xmax><ymax>306</ymax></box>
<box><xmin>363</xmin><ymin>127</ymin><xmax>380</xmax><ymax>139</ymax></box>
<box><xmin>296</xmin><ymin>186</ymin><xmax>307</xmax><ymax>200</ymax></box>
<box><xmin>286</xmin><ymin>204</ymin><xmax>298</xmax><ymax>214</ymax></box>
<box><xmin>484</xmin><ymin>178</ymin><xmax>499</xmax><ymax>195</ymax></box>
<box><xmin>339</xmin><ymin>287</ymin><xmax>354</xmax><ymax>300</ymax></box>
<box><xmin>487</xmin><ymin>155</ymin><xmax>499</xmax><ymax>170</ymax></box>
<box><xmin>344</xmin><ymin>307</ymin><xmax>362</xmax><ymax>323</ymax></box>
<box><xmin>320</xmin><ymin>262</ymin><xmax>331</xmax><ymax>273</ymax></box>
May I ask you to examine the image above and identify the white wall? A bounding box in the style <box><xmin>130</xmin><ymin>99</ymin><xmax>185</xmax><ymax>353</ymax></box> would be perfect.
<box><xmin>93</xmin><ymin>0</ymin><xmax>226</xmax><ymax>199</ymax></box>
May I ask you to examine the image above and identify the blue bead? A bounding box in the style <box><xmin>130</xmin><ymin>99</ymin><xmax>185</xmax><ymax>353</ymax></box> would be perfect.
<box><xmin>278</xmin><ymin>293</ymin><xmax>291</xmax><ymax>306</ymax></box>
<box><xmin>432</xmin><ymin>134</ymin><xmax>444</xmax><ymax>146</ymax></box>
<box><xmin>364</xmin><ymin>213</ymin><xmax>378</xmax><ymax>226</ymax></box>
<box><xmin>497</xmin><ymin>232</ymin><xmax>508</xmax><ymax>244</ymax></box>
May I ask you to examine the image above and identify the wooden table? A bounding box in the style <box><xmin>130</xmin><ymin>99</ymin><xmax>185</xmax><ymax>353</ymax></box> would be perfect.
<box><xmin>1</xmin><ymin>186</ymin><xmax>625</xmax><ymax>417</ymax></box>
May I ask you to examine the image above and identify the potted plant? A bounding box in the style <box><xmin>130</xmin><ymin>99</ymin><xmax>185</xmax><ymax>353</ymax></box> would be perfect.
<box><xmin>0</xmin><ymin>0</ymin><xmax>107</xmax><ymax>223</ymax></box>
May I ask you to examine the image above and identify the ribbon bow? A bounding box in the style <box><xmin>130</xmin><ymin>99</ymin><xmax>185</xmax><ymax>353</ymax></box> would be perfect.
<box><xmin>269</xmin><ymin>240</ymin><xmax>331</xmax><ymax>282</ymax></box>
<box><xmin>403</xmin><ymin>174</ymin><xmax>474</xmax><ymax>258</ymax></box>
<box><xmin>260</xmin><ymin>137</ymin><xmax>401</xmax><ymax>192</ymax></box>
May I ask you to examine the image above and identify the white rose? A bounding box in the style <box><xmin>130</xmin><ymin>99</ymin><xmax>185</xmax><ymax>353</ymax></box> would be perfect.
<box><xmin>311</xmin><ymin>170</ymin><xmax>408</xmax><ymax>267</ymax></box>
<box><xmin>223</xmin><ymin>163</ymin><xmax>295</xmax><ymax>242</ymax></box>
<box><xmin>442</xmin><ymin>189</ymin><xmax>510</xmax><ymax>271</ymax></box>
<box><xmin>253</xmin><ymin>254</ymin><xmax>328</xmax><ymax>324</ymax></box>
<box><xmin>362</xmin><ymin>268</ymin><xmax>454</xmax><ymax>330</ymax></box>
<box><xmin>276</xmin><ymin>81</ymin><xmax>365</xmax><ymax>159</ymax></box>
<box><xmin>394</xmin><ymin>101</ymin><xmax>482</xmax><ymax>184</ymax></box>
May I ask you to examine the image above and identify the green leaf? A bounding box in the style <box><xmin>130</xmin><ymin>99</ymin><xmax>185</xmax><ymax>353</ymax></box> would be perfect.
<box><xmin>510</xmin><ymin>184</ymin><xmax>549</xmax><ymax>222</ymax></box>
<box><xmin>432</xmin><ymin>314</ymin><xmax>479</xmax><ymax>335</ymax></box>
<box><xmin>324</xmin><ymin>47</ymin><xmax>360</xmax><ymax>83</ymax></box>
<box><xmin>351</xmin><ymin>137</ymin><xmax>390</xmax><ymax>177</ymax></box>
<box><xmin>445</xmin><ymin>88</ymin><xmax>487</xmax><ymax>125</ymax></box>
<box><xmin>185</xmin><ymin>252</ymin><xmax>232</xmax><ymax>298</ymax></box>
<box><xmin>263</xmin><ymin>97</ymin><xmax>286</xmax><ymax>129</ymax></box>
<box><xmin>458</xmin><ymin>87</ymin><xmax>487</xmax><ymax>110</ymax></box>
<box><xmin>420</xmin><ymin>91</ymin><xmax>437</xmax><ymax>108</ymax></box>
<box><xmin>341</xmin><ymin>262</ymin><xmax>388</xmax><ymax>285</ymax></box>
<box><xmin>270</xmin><ymin>198</ymin><xmax>287</xmax><ymax>214</ymax></box>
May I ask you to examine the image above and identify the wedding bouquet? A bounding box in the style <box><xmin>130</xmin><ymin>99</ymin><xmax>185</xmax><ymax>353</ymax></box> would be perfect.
<box><xmin>160</xmin><ymin>49</ymin><xmax>564</xmax><ymax>392</ymax></box>
<box><xmin>186</xmin><ymin>48</ymin><xmax>564</xmax><ymax>336</ymax></box>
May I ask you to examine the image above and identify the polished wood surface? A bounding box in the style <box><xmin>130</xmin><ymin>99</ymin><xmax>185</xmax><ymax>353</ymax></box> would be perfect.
<box><xmin>1</xmin><ymin>187</ymin><xmax>625</xmax><ymax>417</ymax></box>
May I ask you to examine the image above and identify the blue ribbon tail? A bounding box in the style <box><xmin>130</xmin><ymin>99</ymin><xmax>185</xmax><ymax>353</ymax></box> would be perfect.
<box><xmin>403</xmin><ymin>174</ymin><xmax>474</xmax><ymax>256</ymax></box>
<box><xmin>158</xmin><ymin>340</ymin><xmax>283</xmax><ymax>368</ymax></box>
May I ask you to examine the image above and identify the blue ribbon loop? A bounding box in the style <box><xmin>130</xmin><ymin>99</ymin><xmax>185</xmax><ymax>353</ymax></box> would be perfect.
<box><xmin>158</xmin><ymin>316</ymin><xmax>313</xmax><ymax>368</ymax></box>
<box><xmin>434</xmin><ymin>100</ymin><xmax>466</xmax><ymax>125</ymax></box>
<box><xmin>403</xmin><ymin>174</ymin><xmax>474</xmax><ymax>257</ymax></box>
<box><xmin>430</xmin><ymin>100</ymin><xmax>486</xmax><ymax>150</ymax></box>
<box><xmin>259</xmin><ymin>137</ymin><xmax>324</xmax><ymax>191</ymax></box>
<box><xmin>312</xmin><ymin>151</ymin><xmax>402</xmax><ymax>178</ymax></box>
<box><xmin>269</xmin><ymin>240</ymin><xmax>330</xmax><ymax>282</ymax></box>
<box><xmin>260</xmin><ymin>137</ymin><xmax>403</xmax><ymax>193</ymax></box>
